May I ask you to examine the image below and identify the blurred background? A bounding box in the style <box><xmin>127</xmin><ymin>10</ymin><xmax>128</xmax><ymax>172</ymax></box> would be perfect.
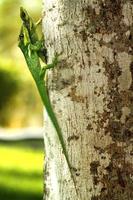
<box><xmin>0</xmin><ymin>0</ymin><xmax>44</xmax><ymax>199</ymax></box>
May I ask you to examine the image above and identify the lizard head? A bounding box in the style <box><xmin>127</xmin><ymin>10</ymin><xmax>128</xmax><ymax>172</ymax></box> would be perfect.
<box><xmin>20</xmin><ymin>7</ymin><xmax>33</xmax><ymax>31</ymax></box>
<box><xmin>20</xmin><ymin>7</ymin><xmax>29</xmax><ymax>22</ymax></box>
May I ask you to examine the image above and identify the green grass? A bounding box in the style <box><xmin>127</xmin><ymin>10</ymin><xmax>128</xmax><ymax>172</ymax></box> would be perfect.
<box><xmin>0</xmin><ymin>140</ymin><xmax>44</xmax><ymax>200</ymax></box>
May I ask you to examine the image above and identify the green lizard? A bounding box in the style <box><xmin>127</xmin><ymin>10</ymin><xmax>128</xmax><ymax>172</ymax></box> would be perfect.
<box><xmin>18</xmin><ymin>7</ymin><xmax>78</xmax><ymax>196</ymax></box>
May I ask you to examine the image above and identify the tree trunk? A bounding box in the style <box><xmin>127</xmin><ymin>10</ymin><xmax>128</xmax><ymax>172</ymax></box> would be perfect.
<box><xmin>42</xmin><ymin>0</ymin><xmax>133</xmax><ymax>199</ymax></box>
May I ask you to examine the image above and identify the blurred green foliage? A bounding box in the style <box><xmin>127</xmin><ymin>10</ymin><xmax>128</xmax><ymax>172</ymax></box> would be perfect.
<box><xmin>0</xmin><ymin>3</ymin><xmax>44</xmax><ymax>200</ymax></box>
<box><xmin>0</xmin><ymin>0</ymin><xmax>43</xmax><ymax>127</ymax></box>
<box><xmin>0</xmin><ymin>140</ymin><xmax>44</xmax><ymax>200</ymax></box>
<box><xmin>0</xmin><ymin>59</ymin><xmax>43</xmax><ymax>127</ymax></box>
<box><xmin>0</xmin><ymin>63</ymin><xmax>19</xmax><ymax>110</ymax></box>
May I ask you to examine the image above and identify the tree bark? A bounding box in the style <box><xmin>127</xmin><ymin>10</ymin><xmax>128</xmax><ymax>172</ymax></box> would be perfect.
<box><xmin>42</xmin><ymin>0</ymin><xmax>133</xmax><ymax>199</ymax></box>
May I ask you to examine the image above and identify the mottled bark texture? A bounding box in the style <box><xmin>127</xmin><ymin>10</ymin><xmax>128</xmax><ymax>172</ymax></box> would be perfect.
<box><xmin>42</xmin><ymin>0</ymin><xmax>133</xmax><ymax>200</ymax></box>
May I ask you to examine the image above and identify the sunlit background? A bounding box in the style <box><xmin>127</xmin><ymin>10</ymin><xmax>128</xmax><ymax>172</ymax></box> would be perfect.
<box><xmin>0</xmin><ymin>0</ymin><xmax>44</xmax><ymax>199</ymax></box>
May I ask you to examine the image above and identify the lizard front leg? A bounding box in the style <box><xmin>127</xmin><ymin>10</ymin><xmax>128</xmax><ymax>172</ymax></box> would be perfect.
<box><xmin>39</xmin><ymin>56</ymin><xmax>58</xmax><ymax>80</ymax></box>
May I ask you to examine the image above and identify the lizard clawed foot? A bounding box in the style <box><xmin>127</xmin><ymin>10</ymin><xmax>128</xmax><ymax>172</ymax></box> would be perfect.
<box><xmin>45</xmin><ymin>53</ymin><xmax>60</xmax><ymax>69</ymax></box>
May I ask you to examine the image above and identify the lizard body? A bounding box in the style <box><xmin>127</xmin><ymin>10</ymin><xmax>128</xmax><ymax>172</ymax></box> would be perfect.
<box><xmin>18</xmin><ymin>8</ymin><xmax>78</xmax><ymax>196</ymax></box>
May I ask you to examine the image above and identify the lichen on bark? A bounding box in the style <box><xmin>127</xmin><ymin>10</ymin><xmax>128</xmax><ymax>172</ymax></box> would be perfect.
<box><xmin>43</xmin><ymin>0</ymin><xmax>133</xmax><ymax>199</ymax></box>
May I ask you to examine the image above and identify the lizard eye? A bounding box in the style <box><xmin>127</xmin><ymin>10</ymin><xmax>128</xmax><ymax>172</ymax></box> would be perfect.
<box><xmin>19</xmin><ymin>34</ymin><xmax>24</xmax><ymax>40</ymax></box>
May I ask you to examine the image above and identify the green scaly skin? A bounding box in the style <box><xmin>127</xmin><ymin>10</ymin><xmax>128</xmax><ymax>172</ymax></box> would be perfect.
<box><xmin>20</xmin><ymin>7</ymin><xmax>47</xmax><ymax>63</ymax></box>
<box><xmin>18</xmin><ymin>7</ymin><xmax>78</xmax><ymax>196</ymax></box>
